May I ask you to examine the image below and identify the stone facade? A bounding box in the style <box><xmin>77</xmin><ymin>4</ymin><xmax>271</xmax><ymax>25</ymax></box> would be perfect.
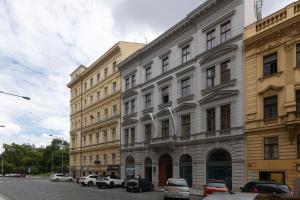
<box><xmin>67</xmin><ymin>42</ymin><xmax>144</xmax><ymax>178</ymax></box>
<box><xmin>118</xmin><ymin>0</ymin><xmax>256</xmax><ymax>191</ymax></box>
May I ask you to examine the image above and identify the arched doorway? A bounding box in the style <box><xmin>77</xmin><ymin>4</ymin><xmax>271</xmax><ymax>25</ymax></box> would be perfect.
<box><xmin>125</xmin><ymin>156</ymin><xmax>135</xmax><ymax>179</ymax></box>
<box><xmin>159</xmin><ymin>154</ymin><xmax>173</xmax><ymax>186</ymax></box>
<box><xmin>144</xmin><ymin>157</ymin><xmax>152</xmax><ymax>182</ymax></box>
<box><xmin>207</xmin><ymin>149</ymin><xmax>232</xmax><ymax>189</ymax></box>
<box><xmin>179</xmin><ymin>154</ymin><xmax>192</xmax><ymax>187</ymax></box>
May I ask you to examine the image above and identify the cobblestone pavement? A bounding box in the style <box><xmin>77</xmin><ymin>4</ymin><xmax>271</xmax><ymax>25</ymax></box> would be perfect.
<box><xmin>0</xmin><ymin>177</ymin><xmax>202</xmax><ymax>200</ymax></box>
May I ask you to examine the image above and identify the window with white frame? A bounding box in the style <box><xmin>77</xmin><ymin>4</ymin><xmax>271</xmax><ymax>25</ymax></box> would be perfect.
<box><xmin>145</xmin><ymin>94</ymin><xmax>152</xmax><ymax>109</ymax></box>
<box><xmin>207</xmin><ymin>29</ymin><xmax>216</xmax><ymax>50</ymax></box>
<box><xmin>182</xmin><ymin>45</ymin><xmax>191</xmax><ymax>63</ymax></box>
<box><xmin>181</xmin><ymin>78</ymin><xmax>191</xmax><ymax>97</ymax></box>
<box><xmin>206</xmin><ymin>66</ymin><xmax>215</xmax><ymax>88</ymax></box>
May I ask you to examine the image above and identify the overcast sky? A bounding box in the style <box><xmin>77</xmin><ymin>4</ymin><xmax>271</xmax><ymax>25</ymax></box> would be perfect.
<box><xmin>0</xmin><ymin>0</ymin><xmax>297</xmax><ymax>151</ymax></box>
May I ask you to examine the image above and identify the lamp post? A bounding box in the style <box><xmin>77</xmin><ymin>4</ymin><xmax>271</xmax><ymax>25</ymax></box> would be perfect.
<box><xmin>0</xmin><ymin>91</ymin><xmax>30</xmax><ymax>100</ymax></box>
<box><xmin>1</xmin><ymin>153</ymin><xmax>3</xmax><ymax>176</ymax></box>
<box><xmin>49</xmin><ymin>135</ymin><xmax>64</xmax><ymax>174</ymax></box>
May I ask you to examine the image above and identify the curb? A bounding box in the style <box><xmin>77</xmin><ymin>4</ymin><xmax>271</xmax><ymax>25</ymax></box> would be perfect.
<box><xmin>0</xmin><ymin>193</ymin><xmax>9</xmax><ymax>200</ymax></box>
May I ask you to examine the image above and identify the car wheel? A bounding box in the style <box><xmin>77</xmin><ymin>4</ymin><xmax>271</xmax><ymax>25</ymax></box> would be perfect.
<box><xmin>150</xmin><ymin>185</ymin><xmax>154</xmax><ymax>191</ymax></box>
<box><xmin>55</xmin><ymin>178</ymin><xmax>59</xmax><ymax>182</ymax></box>
<box><xmin>139</xmin><ymin>187</ymin><xmax>143</xmax><ymax>193</ymax></box>
<box><xmin>69</xmin><ymin>178</ymin><xmax>73</xmax><ymax>182</ymax></box>
<box><xmin>121</xmin><ymin>182</ymin><xmax>125</xmax><ymax>188</ymax></box>
<box><xmin>126</xmin><ymin>188</ymin><xmax>130</xmax><ymax>192</ymax></box>
<box><xmin>88</xmin><ymin>181</ymin><xmax>93</xmax><ymax>187</ymax></box>
<box><xmin>109</xmin><ymin>182</ymin><xmax>114</xmax><ymax>188</ymax></box>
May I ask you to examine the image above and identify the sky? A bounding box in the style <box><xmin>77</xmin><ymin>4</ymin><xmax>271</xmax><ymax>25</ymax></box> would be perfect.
<box><xmin>0</xmin><ymin>0</ymin><xmax>297</xmax><ymax>152</ymax></box>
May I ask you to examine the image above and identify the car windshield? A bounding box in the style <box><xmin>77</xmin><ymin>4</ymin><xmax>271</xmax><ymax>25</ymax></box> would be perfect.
<box><xmin>207</xmin><ymin>182</ymin><xmax>227</xmax><ymax>188</ymax></box>
<box><xmin>167</xmin><ymin>179</ymin><xmax>188</xmax><ymax>187</ymax></box>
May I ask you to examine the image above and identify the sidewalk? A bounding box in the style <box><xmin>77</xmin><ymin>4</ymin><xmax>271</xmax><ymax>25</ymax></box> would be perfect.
<box><xmin>155</xmin><ymin>187</ymin><xmax>203</xmax><ymax>196</ymax></box>
<box><xmin>0</xmin><ymin>193</ymin><xmax>8</xmax><ymax>200</ymax></box>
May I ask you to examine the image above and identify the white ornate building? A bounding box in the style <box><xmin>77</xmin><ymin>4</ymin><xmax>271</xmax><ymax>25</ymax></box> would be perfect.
<box><xmin>118</xmin><ymin>0</ymin><xmax>257</xmax><ymax>190</ymax></box>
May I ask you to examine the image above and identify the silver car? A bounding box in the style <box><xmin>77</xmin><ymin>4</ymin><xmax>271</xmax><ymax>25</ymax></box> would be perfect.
<box><xmin>50</xmin><ymin>173</ymin><xmax>73</xmax><ymax>182</ymax></box>
<box><xmin>164</xmin><ymin>178</ymin><xmax>189</xmax><ymax>200</ymax></box>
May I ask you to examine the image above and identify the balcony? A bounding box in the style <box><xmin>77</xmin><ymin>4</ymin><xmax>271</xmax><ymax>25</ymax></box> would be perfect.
<box><xmin>150</xmin><ymin>136</ymin><xmax>176</xmax><ymax>150</ymax></box>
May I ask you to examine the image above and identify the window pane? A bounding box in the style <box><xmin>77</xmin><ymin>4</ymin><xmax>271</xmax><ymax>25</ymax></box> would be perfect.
<box><xmin>264</xmin><ymin>96</ymin><xmax>278</xmax><ymax>119</ymax></box>
<box><xmin>297</xmin><ymin>44</ymin><xmax>300</xmax><ymax>67</ymax></box>
<box><xmin>263</xmin><ymin>53</ymin><xmax>277</xmax><ymax>76</ymax></box>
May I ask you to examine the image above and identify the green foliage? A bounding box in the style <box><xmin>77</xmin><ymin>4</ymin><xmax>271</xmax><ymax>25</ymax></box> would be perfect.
<box><xmin>0</xmin><ymin>139</ymin><xmax>69</xmax><ymax>175</ymax></box>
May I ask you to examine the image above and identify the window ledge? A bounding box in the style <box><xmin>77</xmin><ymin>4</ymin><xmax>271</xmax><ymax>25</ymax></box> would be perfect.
<box><xmin>258</xmin><ymin>71</ymin><xmax>283</xmax><ymax>82</ymax></box>
<box><xmin>158</xmin><ymin>102</ymin><xmax>172</xmax><ymax>109</ymax></box>
<box><xmin>122</xmin><ymin>112</ymin><xmax>137</xmax><ymax>120</ymax></box>
<box><xmin>177</xmin><ymin>94</ymin><xmax>194</xmax><ymax>104</ymax></box>
<box><xmin>263</xmin><ymin>117</ymin><xmax>278</xmax><ymax>125</ymax></box>
<box><xmin>202</xmin><ymin>79</ymin><xmax>237</xmax><ymax>95</ymax></box>
<box><xmin>143</xmin><ymin>107</ymin><xmax>154</xmax><ymax>114</ymax></box>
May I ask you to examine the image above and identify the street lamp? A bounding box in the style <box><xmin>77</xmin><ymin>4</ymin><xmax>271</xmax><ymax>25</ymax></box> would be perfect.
<box><xmin>0</xmin><ymin>91</ymin><xmax>30</xmax><ymax>100</ymax></box>
<box><xmin>49</xmin><ymin>135</ymin><xmax>64</xmax><ymax>174</ymax></box>
<box><xmin>0</xmin><ymin>125</ymin><xmax>4</xmax><ymax>128</ymax></box>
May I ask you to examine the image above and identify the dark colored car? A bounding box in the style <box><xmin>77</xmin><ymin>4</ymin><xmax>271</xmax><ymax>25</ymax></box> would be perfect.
<box><xmin>240</xmin><ymin>181</ymin><xmax>293</xmax><ymax>196</ymax></box>
<box><xmin>126</xmin><ymin>178</ymin><xmax>154</xmax><ymax>192</ymax></box>
<box><xmin>204</xmin><ymin>193</ymin><xmax>299</xmax><ymax>200</ymax></box>
<box><xmin>203</xmin><ymin>180</ymin><xmax>229</xmax><ymax>197</ymax></box>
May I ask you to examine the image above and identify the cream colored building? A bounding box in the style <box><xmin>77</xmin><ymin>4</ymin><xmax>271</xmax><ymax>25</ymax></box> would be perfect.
<box><xmin>67</xmin><ymin>42</ymin><xmax>144</xmax><ymax>178</ymax></box>
<box><xmin>244</xmin><ymin>1</ymin><xmax>300</xmax><ymax>192</ymax></box>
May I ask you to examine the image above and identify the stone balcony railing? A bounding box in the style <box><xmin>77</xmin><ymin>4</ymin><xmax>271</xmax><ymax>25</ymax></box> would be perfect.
<box><xmin>121</xmin><ymin>127</ymin><xmax>243</xmax><ymax>150</ymax></box>
<box><xmin>245</xmin><ymin>1</ymin><xmax>300</xmax><ymax>39</ymax></box>
<box><xmin>70</xmin><ymin>140</ymin><xmax>120</xmax><ymax>152</ymax></box>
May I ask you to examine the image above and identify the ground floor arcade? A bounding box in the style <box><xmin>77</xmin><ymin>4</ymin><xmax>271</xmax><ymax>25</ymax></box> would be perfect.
<box><xmin>121</xmin><ymin>137</ymin><xmax>245</xmax><ymax>191</ymax></box>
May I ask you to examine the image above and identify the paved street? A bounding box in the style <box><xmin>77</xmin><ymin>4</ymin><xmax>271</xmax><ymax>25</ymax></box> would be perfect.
<box><xmin>0</xmin><ymin>177</ymin><xmax>202</xmax><ymax>200</ymax></box>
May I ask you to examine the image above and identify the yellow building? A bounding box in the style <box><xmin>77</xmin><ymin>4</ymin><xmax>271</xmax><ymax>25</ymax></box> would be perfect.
<box><xmin>67</xmin><ymin>42</ymin><xmax>144</xmax><ymax>178</ymax></box>
<box><xmin>244</xmin><ymin>1</ymin><xmax>300</xmax><ymax>191</ymax></box>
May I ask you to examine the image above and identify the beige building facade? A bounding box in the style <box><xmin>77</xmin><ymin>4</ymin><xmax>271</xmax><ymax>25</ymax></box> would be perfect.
<box><xmin>244</xmin><ymin>1</ymin><xmax>300</xmax><ymax>192</ymax></box>
<box><xmin>67</xmin><ymin>42</ymin><xmax>144</xmax><ymax>178</ymax></box>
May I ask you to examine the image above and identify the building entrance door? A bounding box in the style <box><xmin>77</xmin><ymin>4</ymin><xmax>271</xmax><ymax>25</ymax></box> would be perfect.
<box><xmin>159</xmin><ymin>154</ymin><xmax>173</xmax><ymax>186</ymax></box>
<box><xmin>145</xmin><ymin>157</ymin><xmax>152</xmax><ymax>182</ymax></box>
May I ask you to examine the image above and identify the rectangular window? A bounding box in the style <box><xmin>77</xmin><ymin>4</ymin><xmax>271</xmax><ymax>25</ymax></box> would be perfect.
<box><xmin>125</xmin><ymin>129</ymin><xmax>129</xmax><ymax>145</ymax></box>
<box><xmin>181</xmin><ymin>78</ymin><xmax>191</xmax><ymax>97</ymax></box>
<box><xmin>111</xmin><ymin>128</ymin><xmax>116</xmax><ymax>141</ymax></box>
<box><xmin>96</xmin><ymin>133</ymin><xmax>99</xmax><ymax>144</ymax></box>
<box><xmin>145</xmin><ymin>66</ymin><xmax>151</xmax><ymax>81</ymax></box>
<box><xmin>206</xmin><ymin>67</ymin><xmax>215</xmax><ymax>88</ymax></box>
<box><xmin>182</xmin><ymin>45</ymin><xmax>191</xmax><ymax>63</ymax></box>
<box><xmin>90</xmin><ymin>115</ymin><xmax>94</xmax><ymax>124</ymax></box>
<box><xmin>207</xmin><ymin>29</ymin><xmax>216</xmax><ymax>50</ymax></box>
<box><xmin>162</xmin><ymin>56</ymin><xmax>169</xmax><ymax>72</ymax></box>
<box><xmin>297</xmin><ymin>44</ymin><xmax>300</xmax><ymax>67</ymax></box>
<box><xmin>97</xmin><ymin>73</ymin><xmax>100</xmax><ymax>83</ymax></box>
<box><xmin>96</xmin><ymin>112</ymin><xmax>100</xmax><ymax>121</ymax></box>
<box><xmin>221</xmin><ymin>104</ymin><xmax>231</xmax><ymax>130</ymax></box>
<box><xmin>298</xmin><ymin>135</ymin><xmax>300</xmax><ymax>159</ymax></box>
<box><xmin>125</xmin><ymin>78</ymin><xmax>130</xmax><ymax>90</ymax></box>
<box><xmin>162</xmin><ymin>87</ymin><xmax>169</xmax><ymax>104</ymax></box>
<box><xmin>131</xmin><ymin>99</ymin><xmax>135</xmax><ymax>113</ymax></box>
<box><xmin>112</xmin><ymin>81</ymin><xmax>116</xmax><ymax>92</ymax></box>
<box><xmin>104</xmin><ymin>68</ymin><xmax>108</xmax><ymax>77</ymax></box>
<box><xmin>263</xmin><ymin>53</ymin><xmax>278</xmax><ymax>77</ymax></box>
<box><xmin>90</xmin><ymin>78</ymin><xmax>93</xmax><ymax>87</ymax></box>
<box><xmin>96</xmin><ymin>154</ymin><xmax>99</xmax><ymax>161</ymax></box>
<box><xmin>144</xmin><ymin>124</ymin><xmax>151</xmax><ymax>144</ymax></box>
<box><xmin>264</xmin><ymin>96</ymin><xmax>278</xmax><ymax>119</ymax></box>
<box><xmin>145</xmin><ymin>94</ymin><xmax>152</xmax><ymax>109</ymax></box>
<box><xmin>264</xmin><ymin>137</ymin><xmax>278</xmax><ymax>160</ymax></box>
<box><xmin>125</xmin><ymin>102</ymin><xmax>129</xmax><ymax>115</ymax></box>
<box><xmin>97</xmin><ymin>91</ymin><xmax>100</xmax><ymax>101</ymax></box>
<box><xmin>161</xmin><ymin>120</ymin><xmax>169</xmax><ymax>139</ymax></box>
<box><xmin>112</xmin><ymin>105</ymin><xmax>117</xmax><ymax>116</ymax></box>
<box><xmin>220</xmin><ymin>21</ymin><xmax>231</xmax><ymax>43</ymax></box>
<box><xmin>221</xmin><ymin>60</ymin><xmax>231</xmax><ymax>83</ymax></box>
<box><xmin>83</xmin><ymin>135</ymin><xmax>86</xmax><ymax>146</ymax></box>
<box><xmin>130</xmin><ymin>128</ymin><xmax>135</xmax><ymax>145</ymax></box>
<box><xmin>181</xmin><ymin>115</ymin><xmax>190</xmax><ymax>137</ymax></box>
<box><xmin>131</xmin><ymin>74</ymin><xmax>136</xmax><ymax>87</ymax></box>
<box><xmin>103</xmin><ymin>130</ymin><xmax>108</xmax><ymax>142</ymax></box>
<box><xmin>90</xmin><ymin>95</ymin><xmax>93</xmax><ymax>104</ymax></box>
<box><xmin>113</xmin><ymin>61</ymin><xmax>117</xmax><ymax>72</ymax></box>
<box><xmin>207</xmin><ymin>108</ymin><xmax>215</xmax><ymax>132</ymax></box>
<box><xmin>297</xmin><ymin>91</ymin><xmax>300</xmax><ymax>113</ymax></box>
<box><xmin>104</xmin><ymin>87</ymin><xmax>108</xmax><ymax>96</ymax></box>
<box><xmin>112</xmin><ymin>153</ymin><xmax>116</xmax><ymax>164</ymax></box>
<box><xmin>89</xmin><ymin>155</ymin><xmax>92</xmax><ymax>165</ymax></box>
<box><xmin>84</xmin><ymin>83</ymin><xmax>87</xmax><ymax>91</ymax></box>
<box><xmin>104</xmin><ymin>109</ymin><xmax>108</xmax><ymax>119</ymax></box>
<box><xmin>103</xmin><ymin>154</ymin><xmax>107</xmax><ymax>164</ymax></box>
<box><xmin>83</xmin><ymin>156</ymin><xmax>86</xmax><ymax>164</ymax></box>
<box><xmin>89</xmin><ymin>134</ymin><xmax>92</xmax><ymax>145</ymax></box>
<box><xmin>259</xmin><ymin>172</ymin><xmax>285</xmax><ymax>184</ymax></box>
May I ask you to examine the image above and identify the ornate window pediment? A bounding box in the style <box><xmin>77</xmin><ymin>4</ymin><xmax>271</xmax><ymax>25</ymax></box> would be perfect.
<box><xmin>156</xmin><ymin>108</ymin><xmax>172</xmax><ymax>117</ymax></box>
<box><xmin>199</xmin><ymin>90</ymin><xmax>239</xmax><ymax>105</ymax></box>
<box><xmin>121</xmin><ymin>119</ymin><xmax>138</xmax><ymax>126</ymax></box>
<box><xmin>258</xmin><ymin>85</ymin><xmax>283</xmax><ymax>97</ymax></box>
<box><xmin>200</xmin><ymin>44</ymin><xmax>238</xmax><ymax>64</ymax></box>
<box><xmin>174</xmin><ymin>103</ymin><xmax>196</xmax><ymax>112</ymax></box>
<box><xmin>122</xmin><ymin>90</ymin><xmax>138</xmax><ymax>100</ymax></box>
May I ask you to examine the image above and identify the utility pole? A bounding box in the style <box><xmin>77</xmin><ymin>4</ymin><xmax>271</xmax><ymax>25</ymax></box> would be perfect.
<box><xmin>51</xmin><ymin>151</ymin><xmax>53</xmax><ymax>173</ymax></box>
<box><xmin>1</xmin><ymin>154</ymin><xmax>3</xmax><ymax>176</ymax></box>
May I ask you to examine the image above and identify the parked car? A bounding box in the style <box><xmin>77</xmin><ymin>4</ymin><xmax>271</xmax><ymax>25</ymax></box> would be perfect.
<box><xmin>203</xmin><ymin>180</ymin><xmax>230</xmax><ymax>197</ymax></box>
<box><xmin>96</xmin><ymin>176</ymin><xmax>125</xmax><ymax>188</ymax></box>
<box><xmin>126</xmin><ymin>178</ymin><xmax>154</xmax><ymax>192</ymax></box>
<box><xmin>240</xmin><ymin>181</ymin><xmax>293</xmax><ymax>196</ymax></box>
<box><xmin>78</xmin><ymin>174</ymin><xmax>98</xmax><ymax>186</ymax></box>
<box><xmin>50</xmin><ymin>173</ymin><xmax>73</xmax><ymax>182</ymax></box>
<box><xmin>164</xmin><ymin>178</ymin><xmax>189</xmax><ymax>200</ymax></box>
<box><xmin>204</xmin><ymin>192</ymin><xmax>298</xmax><ymax>200</ymax></box>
